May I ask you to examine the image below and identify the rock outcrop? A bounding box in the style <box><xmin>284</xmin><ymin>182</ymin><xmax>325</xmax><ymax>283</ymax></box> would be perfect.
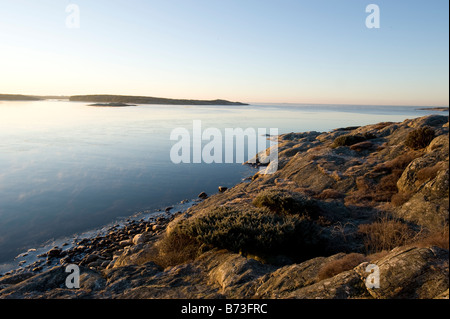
<box><xmin>0</xmin><ymin>245</ymin><xmax>447</xmax><ymax>299</ymax></box>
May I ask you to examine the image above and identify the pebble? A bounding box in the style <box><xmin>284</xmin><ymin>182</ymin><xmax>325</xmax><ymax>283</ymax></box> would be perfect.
<box><xmin>2</xmin><ymin>214</ymin><xmax>173</xmax><ymax>276</ymax></box>
<box><xmin>119</xmin><ymin>239</ymin><xmax>132</xmax><ymax>247</ymax></box>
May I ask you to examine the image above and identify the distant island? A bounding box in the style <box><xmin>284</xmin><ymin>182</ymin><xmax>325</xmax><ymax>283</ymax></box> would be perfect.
<box><xmin>69</xmin><ymin>94</ymin><xmax>249</xmax><ymax>106</ymax></box>
<box><xmin>0</xmin><ymin>94</ymin><xmax>41</xmax><ymax>101</ymax></box>
<box><xmin>88</xmin><ymin>102</ymin><xmax>136</xmax><ymax>107</ymax></box>
<box><xmin>417</xmin><ymin>107</ymin><xmax>449</xmax><ymax>112</ymax></box>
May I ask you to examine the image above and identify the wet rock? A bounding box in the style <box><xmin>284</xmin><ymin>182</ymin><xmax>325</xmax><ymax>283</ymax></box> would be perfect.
<box><xmin>82</xmin><ymin>254</ymin><xmax>101</xmax><ymax>265</ymax></box>
<box><xmin>59</xmin><ymin>256</ymin><xmax>72</xmax><ymax>266</ymax></box>
<box><xmin>198</xmin><ymin>192</ymin><xmax>208</xmax><ymax>199</ymax></box>
<box><xmin>218</xmin><ymin>186</ymin><xmax>228</xmax><ymax>193</ymax></box>
<box><xmin>47</xmin><ymin>248</ymin><xmax>62</xmax><ymax>259</ymax></box>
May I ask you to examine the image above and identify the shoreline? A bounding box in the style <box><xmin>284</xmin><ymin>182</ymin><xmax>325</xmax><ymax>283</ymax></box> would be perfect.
<box><xmin>0</xmin><ymin>173</ymin><xmax>256</xmax><ymax>277</ymax></box>
<box><xmin>0</xmin><ymin>114</ymin><xmax>447</xmax><ymax>299</ymax></box>
<box><xmin>0</xmin><ymin>198</ymin><xmax>199</xmax><ymax>276</ymax></box>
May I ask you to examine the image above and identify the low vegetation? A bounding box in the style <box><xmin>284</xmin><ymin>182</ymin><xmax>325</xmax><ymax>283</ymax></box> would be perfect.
<box><xmin>346</xmin><ymin>151</ymin><xmax>421</xmax><ymax>205</ymax></box>
<box><xmin>168</xmin><ymin>206</ymin><xmax>324</xmax><ymax>262</ymax></box>
<box><xmin>390</xmin><ymin>191</ymin><xmax>413</xmax><ymax>207</ymax></box>
<box><xmin>414</xmin><ymin>225</ymin><xmax>449</xmax><ymax>250</ymax></box>
<box><xmin>315</xmin><ymin>189</ymin><xmax>344</xmax><ymax>200</ymax></box>
<box><xmin>252</xmin><ymin>189</ymin><xmax>319</xmax><ymax>217</ymax></box>
<box><xmin>331</xmin><ymin>133</ymin><xmax>376</xmax><ymax>148</ymax></box>
<box><xmin>149</xmin><ymin>233</ymin><xmax>204</xmax><ymax>269</ymax></box>
<box><xmin>405</xmin><ymin>126</ymin><xmax>436</xmax><ymax>150</ymax></box>
<box><xmin>358</xmin><ymin>215</ymin><xmax>416</xmax><ymax>254</ymax></box>
<box><xmin>317</xmin><ymin>253</ymin><xmax>367</xmax><ymax>281</ymax></box>
<box><xmin>416</xmin><ymin>162</ymin><xmax>446</xmax><ymax>185</ymax></box>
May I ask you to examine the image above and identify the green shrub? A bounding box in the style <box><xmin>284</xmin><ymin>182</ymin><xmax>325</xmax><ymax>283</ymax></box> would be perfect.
<box><xmin>172</xmin><ymin>206</ymin><xmax>323</xmax><ymax>261</ymax></box>
<box><xmin>332</xmin><ymin>133</ymin><xmax>376</xmax><ymax>148</ymax></box>
<box><xmin>405</xmin><ymin>126</ymin><xmax>435</xmax><ymax>150</ymax></box>
<box><xmin>252</xmin><ymin>189</ymin><xmax>318</xmax><ymax>217</ymax></box>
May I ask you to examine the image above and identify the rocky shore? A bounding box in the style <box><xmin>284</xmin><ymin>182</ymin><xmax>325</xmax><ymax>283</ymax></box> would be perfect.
<box><xmin>0</xmin><ymin>115</ymin><xmax>448</xmax><ymax>299</ymax></box>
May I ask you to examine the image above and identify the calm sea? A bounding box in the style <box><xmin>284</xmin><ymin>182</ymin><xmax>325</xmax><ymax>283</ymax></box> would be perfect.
<box><xmin>0</xmin><ymin>100</ymin><xmax>444</xmax><ymax>270</ymax></box>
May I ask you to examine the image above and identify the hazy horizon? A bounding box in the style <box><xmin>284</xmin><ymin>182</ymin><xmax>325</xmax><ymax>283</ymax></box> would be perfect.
<box><xmin>0</xmin><ymin>0</ymin><xmax>449</xmax><ymax>106</ymax></box>
<box><xmin>1</xmin><ymin>93</ymin><xmax>449</xmax><ymax>107</ymax></box>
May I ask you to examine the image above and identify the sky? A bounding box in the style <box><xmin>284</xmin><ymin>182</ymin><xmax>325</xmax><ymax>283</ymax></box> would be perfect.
<box><xmin>0</xmin><ymin>0</ymin><xmax>448</xmax><ymax>106</ymax></box>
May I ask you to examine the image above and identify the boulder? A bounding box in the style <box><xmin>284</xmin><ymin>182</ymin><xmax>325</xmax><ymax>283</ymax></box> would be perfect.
<box><xmin>397</xmin><ymin>194</ymin><xmax>448</xmax><ymax>230</ymax></box>
<box><xmin>357</xmin><ymin>246</ymin><xmax>449</xmax><ymax>299</ymax></box>
<box><xmin>253</xmin><ymin>253</ymin><xmax>347</xmax><ymax>298</ymax></box>
<box><xmin>132</xmin><ymin>233</ymin><xmax>146</xmax><ymax>245</ymax></box>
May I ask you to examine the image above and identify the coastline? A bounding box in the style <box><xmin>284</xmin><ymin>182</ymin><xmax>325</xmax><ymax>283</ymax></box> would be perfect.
<box><xmin>0</xmin><ymin>198</ymin><xmax>200</xmax><ymax>276</ymax></box>
<box><xmin>0</xmin><ymin>114</ymin><xmax>448</xmax><ymax>299</ymax></box>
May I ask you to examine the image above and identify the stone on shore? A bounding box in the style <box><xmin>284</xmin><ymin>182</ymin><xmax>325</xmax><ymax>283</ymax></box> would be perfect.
<box><xmin>198</xmin><ymin>192</ymin><xmax>208</xmax><ymax>199</ymax></box>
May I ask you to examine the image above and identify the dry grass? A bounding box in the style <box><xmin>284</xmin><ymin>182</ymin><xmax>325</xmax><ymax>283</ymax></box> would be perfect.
<box><xmin>345</xmin><ymin>172</ymin><xmax>402</xmax><ymax>205</ymax></box>
<box><xmin>358</xmin><ymin>216</ymin><xmax>416</xmax><ymax>254</ymax></box>
<box><xmin>374</xmin><ymin>151</ymin><xmax>422</xmax><ymax>172</ymax></box>
<box><xmin>316</xmin><ymin>189</ymin><xmax>344</xmax><ymax>200</ymax></box>
<box><xmin>416</xmin><ymin>162</ymin><xmax>446</xmax><ymax>184</ymax></box>
<box><xmin>355</xmin><ymin>176</ymin><xmax>371</xmax><ymax>192</ymax></box>
<box><xmin>346</xmin><ymin>151</ymin><xmax>422</xmax><ymax>206</ymax></box>
<box><xmin>371</xmin><ymin>169</ymin><xmax>404</xmax><ymax>202</ymax></box>
<box><xmin>413</xmin><ymin>225</ymin><xmax>449</xmax><ymax>250</ymax></box>
<box><xmin>317</xmin><ymin>253</ymin><xmax>367</xmax><ymax>281</ymax></box>
<box><xmin>366</xmin><ymin>250</ymin><xmax>390</xmax><ymax>262</ymax></box>
<box><xmin>390</xmin><ymin>191</ymin><xmax>413</xmax><ymax>207</ymax></box>
<box><xmin>372</xmin><ymin>122</ymin><xmax>394</xmax><ymax>130</ymax></box>
<box><xmin>150</xmin><ymin>233</ymin><xmax>203</xmax><ymax>269</ymax></box>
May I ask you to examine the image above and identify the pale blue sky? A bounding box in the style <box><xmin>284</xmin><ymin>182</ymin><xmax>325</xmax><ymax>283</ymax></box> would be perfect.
<box><xmin>0</xmin><ymin>0</ymin><xmax>448</xmax><ymax>105</ymax></box>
